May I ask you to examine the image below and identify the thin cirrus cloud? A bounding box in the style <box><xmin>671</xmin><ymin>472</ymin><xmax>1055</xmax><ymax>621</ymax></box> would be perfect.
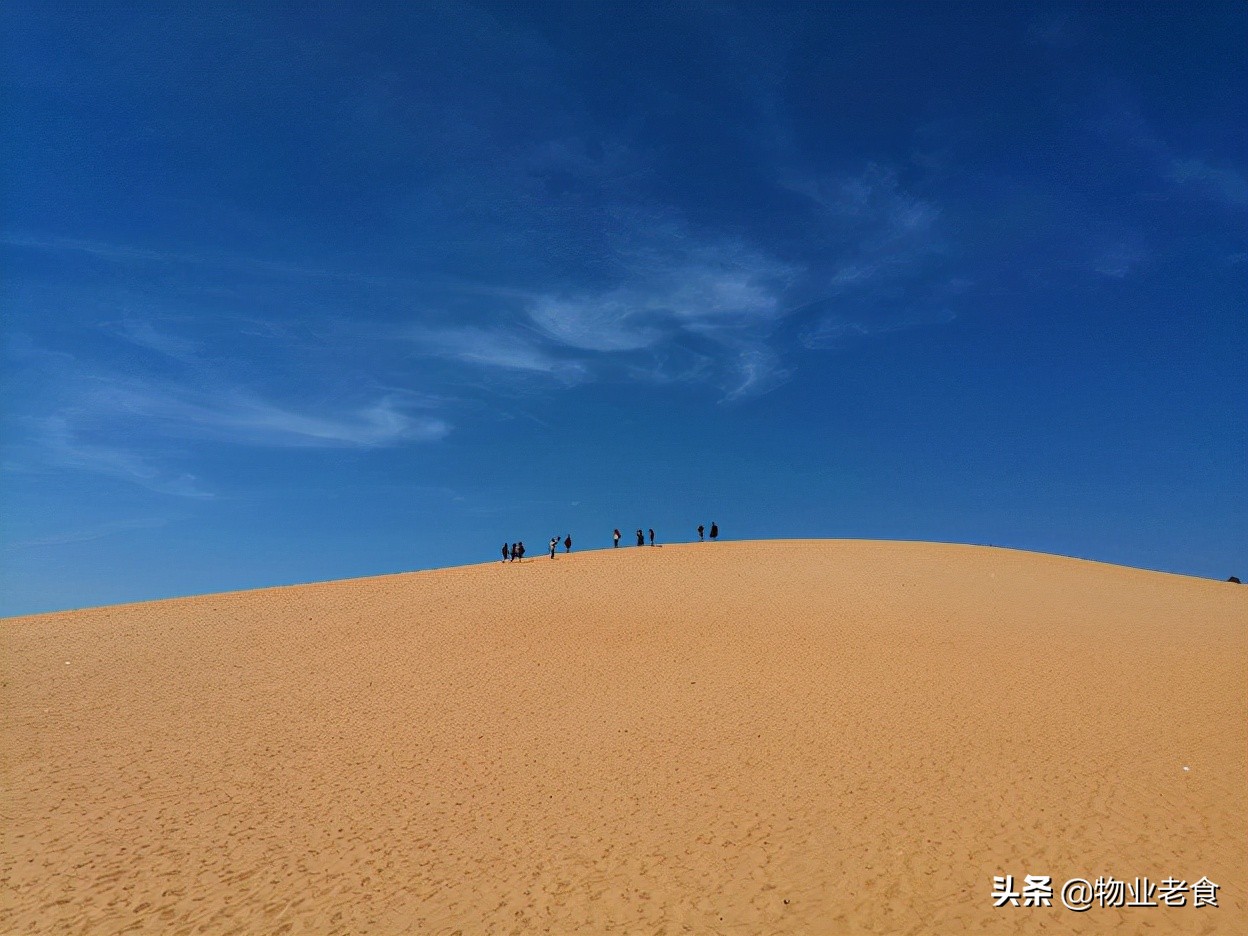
<box><xmin>527</xmin><ymin>295</ymin><xmax>666</xmax><ymax>353</ymax></box>
<box><xmin>720</xmin><ymin>346</ymin><xmax>791</xmax><ymax>402</ymax></box>
<box><xmin>107</xmin><ymin>318</ymin><xmax>203</xmax><ymax>362</ymax></box>
<box><xmin>80</xmin><ymin>318</ymin><xmax>449</xmax><ymax>449</ymax></box>
<box><xmin>518</xmin><ymin>218</ymin><xmax>802</xmax><ymax>399</ymax></box>
<box><xmin>393</xmin><ymin>212</ymin><xmax>805</xmax><ymax>402</ymax></box>
<box><xmin>77</xmin><ymin>382</ymin><xmax>449</xmax><ymax>449</ymax></box>
<box><xmin>799</xmin><ymin>305</ymin><xmax>957</xmax><ymax>349</ymax></box>
<box><xmin>786</xmin><ymin>164</ymin><xmax>944</xmax><ymax>291</ymax></box>
<box><xmin>1171</xmin><ymin>158</ymin><xmax>1248</xmax><ymax>207</ymax></box>
<box><xmin>785</xmin><ymin>164</ymin><xmax>956</xmax><ymax>350</ymax></box>
<box><xmin>0</xmin><ymin>232</ymin><xmax>184</xmax><ymax>264</ymax></box>
<box><xmin>405</xmin><ymin>169</ymin><xmax>954</xmax><ymax>401</ymax></box>
<box><xmin>1096</xmin><ymin>104</ymin><xmax>1248</xmax><ymax>210</ymax></box>
<box><xmin>6</xmin><ymin>162</ymin><xmax>958</xmax><ymax>429</ymax></box>
<box><xmin>13</xmin><ymin>371</ymin><xmax>448</xmax><ymax>498</ymax></box>
<box><xmin>0</xmin><ymin>231</ymin><xmax>355</xmax><ymax>283</ymax></box>
<box><xmin>1093</xmin><ymin>242</ymin><xmax>1147</xmax><ymax>279</ymax></box>
<box><xmin>5</xmin><ymin>517</ymin><xmax>170</xmax><ymax>550</ymax></box>
<box><xmin>527</xmin><ymin>229</ymin><xmax>796</xmax><ymax>349</ymax></box>
<box><xmin>404</xmin><ymin>324</ymin><xmax>590</xmax><ymax>383</ymax></box>
<box><xmin>34</xmin><ymin>415</ymin><xmax>213</xmax><ymax>499</ymax></box>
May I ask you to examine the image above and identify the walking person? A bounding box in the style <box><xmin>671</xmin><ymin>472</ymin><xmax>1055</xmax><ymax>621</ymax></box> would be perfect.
<box><xmin>613</xmin><ymin>528</ymin><xmax>621</xmax><ymax>547</ymax></box>
<box><xmin>709</xmin><ymin>522</ymin><xmax>718</xmax><ymax>541</ymax></box>
<box><xmin>636</xmin><ymin>529</ymin><xmax>644</xmax><ymax>546</ymax></box>
<box><xmin>648</xmin><ymin>528</ymin><xmax>655</xmax><ymax>546</ymax></box>
<box><xmin>549</xmin><ymin>536</ymin><xmax>558</xmax><ymax>559</ymax></box>
<box><xmin>564</xmin><ymin>534</ymin><xmax>572</xmax><ymax>554</ymax></box>
<box><xmin>697</xmin><ymin>524</ymin><xmax>704</xmax><ymax>541</ymax></box>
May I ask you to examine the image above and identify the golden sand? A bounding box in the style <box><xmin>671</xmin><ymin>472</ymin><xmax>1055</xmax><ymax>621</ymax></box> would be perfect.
<box><xmin>3</xmin><ymin>540</ymin><xmax>1245</xmax><ymax>934</ymax></box>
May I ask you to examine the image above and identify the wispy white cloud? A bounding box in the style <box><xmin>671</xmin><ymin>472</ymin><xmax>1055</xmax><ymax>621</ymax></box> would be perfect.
<box><xmin>530</xmin><ymin>233</ymin><xmax>795</xmax><ymax>352</ymax></box>
<box><xmin>5</xmin><ymin>163</ymin><xmax>953</xmax><ymax>419</ymax></box>
<box><xmin>522</xmin><ymin>136</ymin><xmax>644</xmax><ymax>193</ymax></box>
<box><xmin>106</xmin><ymin>318</ymin><xmax>202</xmax><ymax>361</ymax></box>
<box><xmin>4</xmin><ymin>331</ymin><xmax>78</xmax><ymax>365</ymax></box>
<box><xmin>785</xmin><ymin>164</ymin><xmax>959</xmax><ymax>350</ymax></box>
<box><xmin>519</xmin><ymin>216</ymin><xmax>800</xmax><ymax>400</ymax></box>
<box><xmin>613</xmin><ymin>233</ymin><xmax>797</xmax><ymax>321</ymax></box>
<box><xmin>1171</xmin><ymin>158</ymin><xmax>1248</xmax><ymax>207</ymax></box>
<box><xmin>787</xmin><ymin>164</ymin><xmax>943</xmax><ymax>292</ymax></box>
<box><xmin>34</xmin><ymin>415</ymin><xmax>213</xmax><ymax>498</ymax></box>
<box><xmin>0</xmin><ymin>232</ymin><xmax>180</xmax><ymax>264</ymax></box>
<box><xmin>1095</xmin><ymin>106</ymin><xmax>1248</xmax><ymax>210</ymax></box>
<box><xmin>528</xmin><ymin>296</ymin><xmax>666</xmax><ymax>352</ymax></box>
<box><xmin>621</xmin><ymin>343</ymin><xmax>715</xmax><ymax>386</ymax></box>
<box><xmin>800</xmin><ymin>305</ymin><xmax>957</xmax><ymax>349</ymax></box>
<box><xmin>0</xmin><ymin>231</ymin><xmax>358</xmax><ymax>283</ymax></box>
<box><xmin>720</xmin><ymin>346</ymin><xmax>791</xmax><ymax>402</ymax></box>
<box><xmin>80</xmin><ymin>382</ymin><xmax>448</xmax><ymax>449</ymax></box>
<box><xmin>7</xmin><ymin>355</ymin><xmax>450</xmax><ymax>499</ymax></box>
<box><xmin>1093</xmin><ymin>242</ymin><xmax>1147</xmax><ymax>279</ymax></box>
<box><xmin>453</xmin><ymin>172</ymin><xmax>958</xmax><ymax>399</ymax></box>
<box><xmin>7</xmin><ymin>517</ymin><xmax>169</xmax><ymax>549</ymax></box>
<box><xmin>406</xmin><ymin>324</ymin><xmax>589</xmax><ymax>382</ymax></box>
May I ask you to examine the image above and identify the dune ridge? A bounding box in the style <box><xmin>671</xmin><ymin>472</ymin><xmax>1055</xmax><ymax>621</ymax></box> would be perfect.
<box><xmin>3</xmin><ymin>539</ymin><xmax>1245</xmax><ymax>934</ymax></box>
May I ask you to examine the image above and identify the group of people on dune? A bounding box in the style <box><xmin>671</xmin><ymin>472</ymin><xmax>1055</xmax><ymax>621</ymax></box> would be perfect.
<box><xmin>502</xmin><ymin>523</ymin><xmax>718</xmax><ymax>563</ymax></box>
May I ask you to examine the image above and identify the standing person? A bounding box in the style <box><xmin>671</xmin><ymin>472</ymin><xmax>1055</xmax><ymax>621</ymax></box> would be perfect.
<box><xmin>549</xmin><ymin>536</ymin><xmax>558</xmax><ymax>559</ymax></box>
<box><xmin>613</xmin><ymin>528</ymin><xmax>621</xmax><ymax>547</ymax></box>
<box><xmin>697</xmin><ymin>524</ymin><xmax>704</xmax><ymax>541</ymax></box>
<box><xmin>636</xmin><ymin>529</ymin><xmax>644</xmax><ymax>546</ymax></box>
<box><xmin>648</xmin><ymin>528</ymin><xmax>655</xmax><ymax>546</ymax></box>
<box><xmin>502</xmin><ymin>542</ymin><xmax>510</xmax><ymax>562</ymax></box>
<box><xmin>517</xmin><ymin>541</ymin><xmax>526</xmax><ymax>561</ymax></box>
<box><xmin>709</xmin><ymin>522</ymin><xmax>718</xmax><ymax>541</ymax></box>
<box><xmin>564</xmin><ymin>534</ymin><xmax>572</xmax><ymax>553</ymax></box>
<box><xmin>509</xmin><ymin>542</ymin><xmax>517</xmax><ymax>562</ymax></box>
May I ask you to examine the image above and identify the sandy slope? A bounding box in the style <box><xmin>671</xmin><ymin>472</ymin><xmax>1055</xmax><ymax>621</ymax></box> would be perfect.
<box><xmin>2</xmin><ymin>540</ymin><xmax>1245</xmax><ymax>935</ymax></box>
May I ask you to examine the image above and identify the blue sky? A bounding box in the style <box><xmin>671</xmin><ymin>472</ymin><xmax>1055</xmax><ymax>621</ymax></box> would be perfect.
<box><xmin>2</xmin><ymin>2</ymin><xmax>1245</xmax><ymax>615</ymax></box>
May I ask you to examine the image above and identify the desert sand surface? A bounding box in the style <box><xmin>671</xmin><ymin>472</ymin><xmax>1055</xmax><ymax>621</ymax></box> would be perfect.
<box><xmin>3</xmin><ymin>539</ymin><xmax>1245</xmax><ymax>935</ymax></box>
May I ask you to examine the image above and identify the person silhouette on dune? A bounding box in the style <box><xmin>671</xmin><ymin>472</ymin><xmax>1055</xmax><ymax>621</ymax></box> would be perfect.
<box><xmin>613</xmin><ymin>528</ymin><xmax>621</xmax><ymax>547</ymax></box>
<box><xmin>502</xmin><ymin>542</ymin><xmax>509</xmax><ymax>562</ymax></box>
<box><xmin>697</xmin><ymin>524</ymin><xmax>704</xmax><ymax>541</ymax></box>
<box><xmin>549</xmin><ymin>536</ymin><xmax>558</xmax><ymax>559</ymax></box>
<box><xmin>709</xmin><ymin>522</ymin><xmax>718</xmax><ymax>541</ymax></box>
<box><xmin>649</xmin><ymin>528</ymin><xmax>655</xmax><ymax>546</ymax></box>
<box><xmin>636</xmin><ymin>529</ymin><xmax>644</xmax><ymax>546</ymax></box>
<box><xmin>564</xmin><ymin>534</ymin><xmax>572</xmax><ymax>553</ymax></box>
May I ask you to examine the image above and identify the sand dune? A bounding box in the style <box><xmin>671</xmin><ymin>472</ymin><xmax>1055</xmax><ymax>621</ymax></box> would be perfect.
<box><xmin>2</xmin><ymin>540</ymin><xmax>1245</xmax><ymax>934</ymax></box>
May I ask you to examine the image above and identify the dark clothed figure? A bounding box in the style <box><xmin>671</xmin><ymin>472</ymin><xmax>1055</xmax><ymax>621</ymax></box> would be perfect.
<box><xmin>502</xmin><ymin>542</ymin><xmax>509</xmax><ymax>562</ymax></box>
<box><xmin>517</xmin><ymin>541</ymin><xmax>526</xmax><ymax>561</ymax></box>
<box><xmin>564</xmin><ymin>535</ymin><xmax>572</xmax><ymax>553</ymax></box>
<box><xmin>709</xmin><ymin>523</ymin><xmax>718</xmax><ymax>541</ymax></box>
<box><xmin>697</xmin><ymin>525</ymin><xmax>704</xmax><ymax>541</ymax></box>
<box><xmin>613</xmin><ymin>529</ymin><xmax>621</xmax><ymax>547</ymax></box>
<box><xmin>636</xmin><ymin>529</ymin><xmax>644</xmax><ymax>546</ymax></box>
<box><xmin>549</xmin><ymin>537</ymin><xmax>557</xmax><ymax>559</ymax></box>
<box><xmin>649</xmin><ymin>528</ymin><xmax>655</xmax><ymax>546</ymax></box>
